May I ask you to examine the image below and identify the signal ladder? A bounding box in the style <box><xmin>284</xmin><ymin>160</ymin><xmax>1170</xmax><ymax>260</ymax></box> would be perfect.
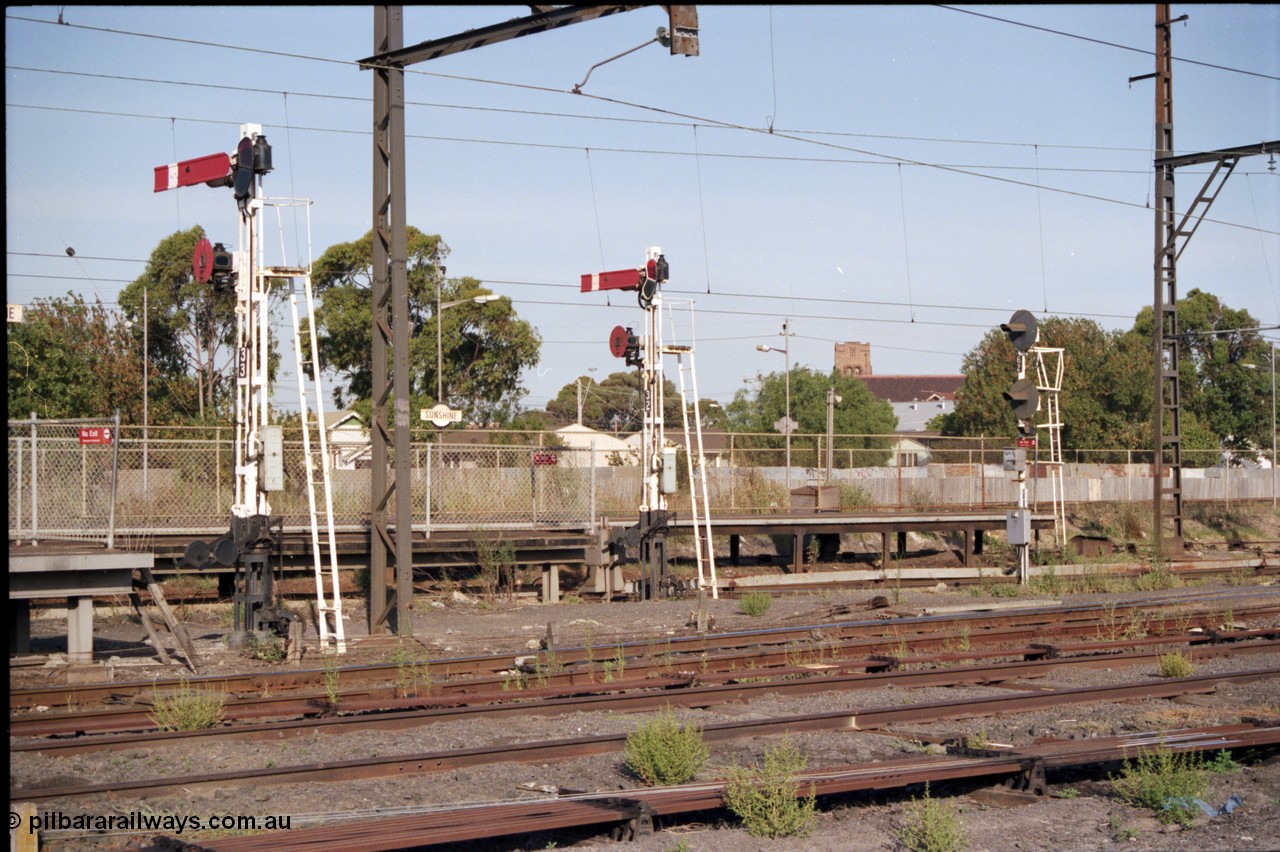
<box><xmin>269</xmin><ymin>203</ymin><xmax>345</xmax><ymax>654</ymax></box>
<box><xmin>663</xmin><ymin>311</ymin><xmax>717</xmax><ymax>598</ymax></box>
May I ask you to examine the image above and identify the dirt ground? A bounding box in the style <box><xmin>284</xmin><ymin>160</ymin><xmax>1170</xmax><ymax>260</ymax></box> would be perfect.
<box><xmin>10</xmin><ymin>503</ymin><xmax>1280</xmax><ymax>851</ymax></box>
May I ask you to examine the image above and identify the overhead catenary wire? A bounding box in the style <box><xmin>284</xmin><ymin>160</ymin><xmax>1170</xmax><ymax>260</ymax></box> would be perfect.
<box><xmin>8</xmin><ymin>11</ymin><xmax>1275</xmax><ymax>355</ymax></box>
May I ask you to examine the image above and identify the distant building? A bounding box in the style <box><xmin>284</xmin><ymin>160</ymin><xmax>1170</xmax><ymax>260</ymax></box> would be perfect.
<box><xmin>324</xmin><ymin>410</ymin><xmax>372</xmax><ymax>469</ymax></box>
<box><xmin>834</xmin><ymin>341</ymin><xmax>872</xmax><ymax>377</ymax></box>
<box><xmin>834</xmin><ymin>343</ymin><xmax>965</xmax><ymax>463</ymax></box>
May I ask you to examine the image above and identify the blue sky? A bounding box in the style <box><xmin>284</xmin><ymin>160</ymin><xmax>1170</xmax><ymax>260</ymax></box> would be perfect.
<box><xmin>6</xmin><ymin>5</ymin><xmax>1279</xmax><ymax>416</ymax></box>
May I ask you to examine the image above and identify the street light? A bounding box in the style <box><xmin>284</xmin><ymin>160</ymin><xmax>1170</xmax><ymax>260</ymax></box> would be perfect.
<box><xmin>576</xmin><ymin>367</ymin><xmax>598</xmax><ymax>425</ymax></box>
<box><xmin>756</xmin><ymin>318</ymin><xmax>794</xmax><ymax>493</ymax></box>
<box><xmin>435</xmin><ymin>290</ymin><xmax>502</xmax><ymax>403</ymax></box>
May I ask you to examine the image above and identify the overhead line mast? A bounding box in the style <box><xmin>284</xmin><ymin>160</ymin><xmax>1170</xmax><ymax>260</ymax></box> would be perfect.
<box><xmin>1138</xmin><ymin>4</ymin><xmax>1279</xmax><ymax>562</ymax></box>
<box><xmin>358</xmin><ymin>5</ymin><xmax>698</xmax><ymax>634</ymax></box>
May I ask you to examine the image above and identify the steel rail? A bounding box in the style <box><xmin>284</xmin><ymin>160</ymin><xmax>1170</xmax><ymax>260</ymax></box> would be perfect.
<box><xmin>13</xmin><ymin>665</ymin><xmax>1278</xmax><ymax>802</ymax></box>
<box><xmin>157</xmin><ymin>723</ymin><xmax>1280</xmax><ymax>850</ymax></box>
<box><xmin>13</xmin><ymin>587</ymin><xmax>1279</xmax><ymax>710</ymax></box>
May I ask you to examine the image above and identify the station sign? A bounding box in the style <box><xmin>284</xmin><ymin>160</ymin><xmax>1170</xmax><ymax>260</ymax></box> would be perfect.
<box><xmin>1016</xmin><ymin>437</ymin><xmax>1037</xmax><ymax>449</ymax></box>
<box><xmin>532</xmin><ymin>452</ymin><xmax>559</xmax><ymax>466</ymax></box>
<box><xmin>421</xmin><ymin>405</ymin><xmax>462</xmax><ymax>428</ymax></box>
<box><xmin>78</xmin><ymin>427</ymin><xmax>114</xmax><ymax>445</ymax></box>
<box><xmin>7</xmin><ymin>304</ymin><xmax>23</xmax><ymax>323</ymax></box>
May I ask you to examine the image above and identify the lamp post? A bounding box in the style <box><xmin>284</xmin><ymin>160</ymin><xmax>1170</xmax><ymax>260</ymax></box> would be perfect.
<box><xmin>576</xmin><ymin>367</ymin><xmax>598</xmax><ymax>425</ymax></box>
<box><xmin>756</xmin><ymin>318</ymin><xmax>794</xmax><ymax>492</ymax></box>
<box><xmin>435</xmin><ymin>288</ymin><xmax>502</xmax><ymax>404</ymax></box>
<box><xmin>826</xmin><ymin>386</ymin><xmax>842</xmax><ymax>481</ymax></box>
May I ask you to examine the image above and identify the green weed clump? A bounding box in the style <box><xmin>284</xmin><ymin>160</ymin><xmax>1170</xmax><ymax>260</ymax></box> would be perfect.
<box><xmin>1156</xmin><ymin>651</ymin><xmax>1195</xmax><ymax>679</ymax></box>
<box><xmin>623</xmin><ymin>707</ymin><xmax>708</xmax><ymax>786</ymax></box>
<box><xmin>723</xmin><ymin>737</ymin><xmax>817</xmax><ymax>839</ymax></box>
<box><xmin>896</xmin><ymin>782</ymin><xmax>967</xmax><ymax>852</ymax></box>
<box><xmin>1111</xmin><ymin>746</ymin><xmax>1209</xmax><ymax>826</ymax></box>
<box><xmin>149</xmin><ymin>677</ymin><xmax>226</xmax><ymax>731</ymax></box>
<box><xmin>738</xmin><ymin>591</ymin><xmax>773</xmax><ymax>617</ymax></box>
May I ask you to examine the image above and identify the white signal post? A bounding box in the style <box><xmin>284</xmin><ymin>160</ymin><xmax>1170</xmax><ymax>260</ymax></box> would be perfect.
<box><xmin>582</xmin><ymin>248</ymin><xmax>716</xmax><ymax>600</ymax></box>
<box><xmin>154</xmin><ymin>124</ymin><xmax>345</xmax><ymax>652</ymax></box>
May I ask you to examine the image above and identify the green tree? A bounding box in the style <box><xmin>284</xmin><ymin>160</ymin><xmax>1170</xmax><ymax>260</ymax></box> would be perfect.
<box><xmin>310</xmin><ymin>228</ymin><xmax>540</xmax><ymax>424</ymax></box>
<box><xmin>118</xmin><ymin>226</ymin><xmax>239</xmax><ymax>420</ymax></box>
<box><xmin>7</xmin><ymin>293</ymin><xmax>197</xmax><ymax>422</ymax></box>
<box><xmin>939</xmin><ymin>312</ymin><xmax>1225</xmax><ymax>461</ymax></box>
<box><xmin>725</xmin><ymin>367</ymin><xmax>897</xmax><ymax>464</ymax></box>
<box><xmin>546</xmin><ymin>370</ymin><xmax>684</xmax><ymax>432</ymax></box>
<box><xmin>1134</xmin><ymin>288</ymin><xmax>1271</xmax><ymax>462</ymax></box>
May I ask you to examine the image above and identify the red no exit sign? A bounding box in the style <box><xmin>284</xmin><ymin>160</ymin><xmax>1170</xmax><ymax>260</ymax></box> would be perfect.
<box><xmin>78</xmin><ymin>427</ymin><xmax>114</xmax><ymax>445</ymax></box>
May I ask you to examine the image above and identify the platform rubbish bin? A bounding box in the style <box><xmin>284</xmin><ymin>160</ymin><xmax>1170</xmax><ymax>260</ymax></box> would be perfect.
<box><xmin>789</xmin><ymin>484</ymin><xmax>839</xmax><ymax>512</ymax></box>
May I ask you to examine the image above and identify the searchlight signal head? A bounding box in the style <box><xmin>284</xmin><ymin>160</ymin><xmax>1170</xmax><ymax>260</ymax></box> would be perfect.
<box><xmin>1001</xmin><ymin>309</ymin><xmax>1039</xmax><ymax>353</ymax></box>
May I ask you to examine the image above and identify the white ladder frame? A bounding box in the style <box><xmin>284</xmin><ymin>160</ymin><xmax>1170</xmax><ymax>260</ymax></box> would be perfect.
<box><xmin>663</xmin><ymin>301</ymin><xmax>717</xmax><ymax>598</ymax></box>
<box><xmin>267</xmin><ymin>199</ymin><xmax>346</xmax><ymax>653</ymax></box>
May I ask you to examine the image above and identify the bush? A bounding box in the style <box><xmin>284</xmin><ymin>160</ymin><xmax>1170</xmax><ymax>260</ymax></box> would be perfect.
<box><xmin>723</xmin><ymin>737</ymin><xmax>817</xmax><ymax>838</ymax></box>
<box><xmin>624</xmin><ymin>707</ymin><xmax>708</xmax><ymax>786</ymax></box>
<box><xmin>1157</xmin><ymin>651</ymin><xmax>1195</xmax><ymax>679</ymax></box>
<box><xmin>149</xmin><ymin>677</ymin><xmax>226</xmax><ymax>731</ymax></box>
<box><xmin>738</xmin><ymin>591</ymin><xmax>773</xmax><ymax>617</ymax></box>
<box><xmin>897</xmin><ymin>782</ymin><xmax>967</xmax><ymax>852</ymax></box>
<box><xmin>1111</xmin><ymin>746</ymin><xmax>1209</xmax><ymax>826</ymax></box>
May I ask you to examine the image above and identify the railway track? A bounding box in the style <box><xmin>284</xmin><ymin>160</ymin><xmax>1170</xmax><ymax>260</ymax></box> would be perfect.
<box><xmin>14</xmin><ymin>667</ymin><xmax>1278</xmax><ymax>805</ymax></box>
<box><xmin>12</xmin><ymin>588</ymin><xmax>1280</xmax><ymax>726</ymax></box>
<box><xmin>13</xmin><ymin>585</ymin><xmax>1280</xmax><ymax>851</ymax></box>
<box><xmin>13</xmin><ymin>636</ymin><xmax>1280</xmax><ymax>748</ymax></box>
<box><xmin>183</xmin><ymin>722</ymin><xmax>1280</xmax><ymax>851</ymax></box>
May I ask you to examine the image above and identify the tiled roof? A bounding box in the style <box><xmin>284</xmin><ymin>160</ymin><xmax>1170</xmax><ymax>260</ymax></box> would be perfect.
<box><xmin>860</xmin><ymin>375</ymin><xmax>965</xmax><ymax>403</ymax></box>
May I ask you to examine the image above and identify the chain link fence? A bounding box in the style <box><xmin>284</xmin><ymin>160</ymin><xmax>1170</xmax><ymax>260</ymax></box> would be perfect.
<box><xmin>8</xmin><ymin>414</ymin><xmax>121</xmax><ymax>546</ymax></box>
<box><xmin>9</xmin><ymin>423</ymin><xmax>1276</xmax><ymax>541</ymax></box>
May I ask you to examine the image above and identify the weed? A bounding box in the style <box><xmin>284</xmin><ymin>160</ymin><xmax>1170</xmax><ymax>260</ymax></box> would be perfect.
<box><xmin>612</xmin><ymin>645</ymin><xmax>627</xmax><ymax>681</ymax></box>
<box><xmin>390</xmin><ymin>641</ymin><xmax>433</xmax><ymax>698</ymax></box>
<box><xmin>474</xmin><ymin>534</ymin><xmax>517</xmax><ymax>602</ymax></box>
<box><xmin>1156</xmin><ymin>651</ymin><xmax>1195</xmax><ymax>679</ymax></box>
<box><xmin>896</xmin><ymin>782</ymin><xmax>967</xmax><ymax>852</ymax></box>
<box><xmin>806</xmin><ymin>535</ymin><xmax>821</xmax><ymax>566</ymax></box>
<box><xmin>738</xmin><ymin>591</ymin><xmax>773</xmax><ymax>617</ymax></box>
<box><xmin>1207</xmin><ymin>750</ymin><xmax>1242</xmax><ymax>774</ymax></box>
<box><xmin>964</xmin><ymin>730</ymin><xmax>991</xmax><ymax>751</ymax></box>
<box><xmin>1110</xmin><ymin>816</ymin><xmax>1139</xmax><ymax>842</ymax></box>
<box><xmin>242</xmin><ymin>634</ymin><xmax>286</xmax><ymax>662</ymax></box>
<box><xmin>323</xmin><ymin>652</ymin><xmax>341</xmax><ymax>708</ymax></box>
<box><xmin>723</xmin><ymin>737</ymin><xmax>817</xmax><ymax>839</ymax></box>
<box><xmin>624</xmin><ymin>706</ymin><xmax>709</xmax><ymax>786</ymax></box>
<box><xmin>149</xmin><ymin>677</ymin><xmax>226</xmax><ymax>731</ymax></box>
<box><xmin>1111</xmin><ymin>745</ymin><xmax>1209</xmax><ymax>826</ymax></box>
<box><xmin>1054</xmin><ymin>787</ymin><xmax>1080</xmax><ymax>799</ymax></box>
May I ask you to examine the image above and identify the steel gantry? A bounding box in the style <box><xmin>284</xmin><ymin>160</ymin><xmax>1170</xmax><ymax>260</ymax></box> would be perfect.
<box><xmin>357</xmin><ymin>5</ymin><xmax>699</xmax><ymax>634</ymax></box>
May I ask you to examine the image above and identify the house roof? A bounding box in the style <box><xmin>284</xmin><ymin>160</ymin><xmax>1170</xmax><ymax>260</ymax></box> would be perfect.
<box><xmin>324</xmin><ymin>410</ymin><xmax>364</xmax><ymax>430</ymax></box>
<box><xmin>891</xmin><ymin>399</ymin><xmax>952</xmax><ymax>433</ymax></box>
<box><xmin>860</xmin><ymin>375</ymin><xmax>965</xmax><ymax>403</ymax></box>
<box><xmin>555</xmin><ymin>423</ymin><xmax>633</xmax><ymax>452</ymax></box>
